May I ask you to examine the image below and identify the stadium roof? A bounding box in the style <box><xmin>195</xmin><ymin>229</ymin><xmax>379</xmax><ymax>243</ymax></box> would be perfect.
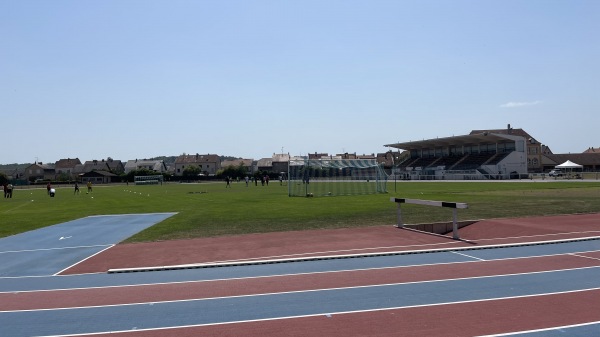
<box><xmin>384</xmin><ymin>133</ymin><xmax>519</xmax><ymax>151</ymax></box>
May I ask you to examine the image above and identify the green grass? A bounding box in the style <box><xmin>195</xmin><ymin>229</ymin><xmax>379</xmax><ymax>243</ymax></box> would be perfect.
<box><xmin>1</xmin><ymin>180</ymin><xmax>599</xmax><ymax>243</ymax></box>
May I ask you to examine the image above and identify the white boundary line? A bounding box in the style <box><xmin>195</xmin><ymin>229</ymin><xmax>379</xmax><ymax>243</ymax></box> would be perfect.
<box><xmin>451</xmin><ymin>251</ymin><xmax>486</xmax><ymax>261</ymax></box>
<box><xmin>569</xmin><ymin>253</ymin><xmax>600</xmax><ymax>262</ymax></box>
<box><xmin>471</xmin><ymin>230</ymin><xmax>600</xmax><ymax>242</ymax></box>
<box><xmin>197</xmin><ymin>240</ymin><xmax>464</xmax><ymax>264</ymax></box>
<box><xmin>0</xmin><ymin>244</ymin><xmax>112</xmax><ymax>255</ymax></box>
<box><xmin>85</xmin><ymin>212</ymin><xmax>177</xmax><ymax>218</ymax></box>
<box><xmin>53</xmin><ymin>245</ymin><xmax>115</xmax><ymax>276</ymax></box>
<box><xmin>476</xmin><ymin>320</ymin><xmax>600</xmax><ymax>336</ymax></box>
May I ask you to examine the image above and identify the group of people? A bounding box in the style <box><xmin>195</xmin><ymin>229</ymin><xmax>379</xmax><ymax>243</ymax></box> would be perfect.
<box><xmin>74</xmin><ymin>181</ymin><xmax>93</xmax><ymax>194</ymax></box>
<box><xmin>2</xmin><ymin>181</ymin><xmax>94</xmax><ymax>199</ymax></box>
<box><xmin>3</xmin><ymin>183</ymin><xmax>14</xmax><ymax>198</ymax></box>
<box><xmin>226</xmin><ymin>175</ymin><xmax>273</xmax><ymax>187</ymax></box>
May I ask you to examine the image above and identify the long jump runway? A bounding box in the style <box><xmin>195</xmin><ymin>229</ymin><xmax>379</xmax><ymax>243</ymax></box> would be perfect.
<box><xmin>0</xmin><ymin>213</ymin><xmax>176</xmax><ymax>277</ymax></box>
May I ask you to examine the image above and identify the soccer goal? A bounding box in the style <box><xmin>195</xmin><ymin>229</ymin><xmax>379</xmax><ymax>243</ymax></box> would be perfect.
<box><xmin>288</xmin><ymin>158</ymin><xmax>387</xmax><ymax>197</ymax></box>
<box><xmin>134</xmin><ymin>175</ymin><xmax>163</xmax><ymax>185</ymax></box>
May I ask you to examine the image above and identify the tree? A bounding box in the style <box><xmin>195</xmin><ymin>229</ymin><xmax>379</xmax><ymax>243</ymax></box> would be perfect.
<box><xmin>124</xmin><ymin>168</ymin><xmax>155</xmax><ymax>182</ymax></box>
<box><xmin>219</xmin><ymin>163</ymin><xmax>247</xmax><ymax>179</ymax></box>
<box><xmin>182</xmin><ymin>165</ymin><xmax>202</xmax><ymax>177</ymax></box>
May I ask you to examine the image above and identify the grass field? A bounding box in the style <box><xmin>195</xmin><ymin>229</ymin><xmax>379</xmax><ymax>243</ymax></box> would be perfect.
<box><xmin>1</xmin><ymin>180</ymin><xmax>599</xmax><ymax>243</ymax></box>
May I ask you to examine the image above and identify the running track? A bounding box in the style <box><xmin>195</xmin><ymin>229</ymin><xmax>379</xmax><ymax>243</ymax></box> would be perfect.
<box><xmin>1</xmin><ymin>214</ymin><xmax>600</xmax><ymax>336</ymax></box>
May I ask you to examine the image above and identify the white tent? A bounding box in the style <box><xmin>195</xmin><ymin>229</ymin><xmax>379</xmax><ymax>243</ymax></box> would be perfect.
<box><xmin>555</xmin><ymin>160</ymin><xmax>583</xmax><ymax>178</ymax></box>
<box><xmin>556</xmin><ymin>160</ymin><xmax>583</xmax><ymax>169</ymax></box>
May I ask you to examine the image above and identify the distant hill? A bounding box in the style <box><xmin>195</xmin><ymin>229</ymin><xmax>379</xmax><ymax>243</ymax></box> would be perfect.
<box><xmin>147</xmin><ymin>155</ymin><xmax>243</xmax><ymax>165</ymax></box>
<box><xmin>146</xmin><ymin>156</ymin><xmax>178</xmax><ymax>166</ymax></box>
<box><xmin>0</xmin><ymin>163</ymin><xmax>30</xmax><ymax>171</ymax></box>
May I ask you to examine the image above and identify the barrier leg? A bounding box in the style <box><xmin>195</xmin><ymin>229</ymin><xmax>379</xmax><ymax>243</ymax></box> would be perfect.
<box><xmin>396</xmin><ymin>203</ymin><xmax>403</xmax><ymax>228</ymax></box>
<box><xmin>452</xmin><ymin>208</ymin><xmax>459</xmax><ymax>240</ymax></box>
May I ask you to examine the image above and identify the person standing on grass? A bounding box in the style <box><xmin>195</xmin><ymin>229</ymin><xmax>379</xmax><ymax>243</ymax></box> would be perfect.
<box><xmin>3</xmin><ymin>183</ymin><xmax>7</xmax><ymax>198</ymax></box>
<box><xmin>87</xmin><ymin>181</ymin><xmax>92</xmax><ymax>193</ymax></box>
<box><xmin>47</xmin><ymin>182</ymin><xmax>51</xmax><ymax>195</ymax></box>
<box><xmin>7</xmin><ymin>183</ymin><xmax>13</xmax><ymax>198</ymax></box>
<box><xmin>225</xmin><ymin>176</ymin><xmax>231</xmax><ymax>188</ymax></box>
<box><xmin>74</xmin><ymin>182</ymin><xmax>80</xmax><ymax>194</ymax></box>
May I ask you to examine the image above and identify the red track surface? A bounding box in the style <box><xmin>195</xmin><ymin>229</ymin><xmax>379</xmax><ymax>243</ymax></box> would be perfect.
<box><xmin>61</xmin><ymin>213</ymin><xmax>600</xmax><ymax>274</ymax></box>
<box><xmin>11</xmin><ymin>213</ymin><xmax>600</xmax><ymax>336</ymax></box>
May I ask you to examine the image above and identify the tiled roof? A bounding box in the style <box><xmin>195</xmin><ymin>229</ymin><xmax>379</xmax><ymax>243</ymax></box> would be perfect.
<box><xmin>583</xmin><ymin>147</ymin><xmax>600</xmax><ymax>154</ymax></box>
<box><xmin>256</xmin><ymin>158</ymin><xmax>273</xmax><ymax>167</ymax></box>
<box><xmin>545</xmin><ymin>153</ymin><xmax>600</xmax><ymax>166</ymax></box>
<box><xmin>55</xmin><ymin>158</ymin><xmax>81</xmax><ymax>169</ymax></box>
<box><xmin>470</xmin><ymin>128</ymin><xmax>534</xmax><ymax>140</ymax></box>
<box><xmin>222</xmin><ymin>159</ymin><xmax>253</xmax><ymax>167</ymax></box>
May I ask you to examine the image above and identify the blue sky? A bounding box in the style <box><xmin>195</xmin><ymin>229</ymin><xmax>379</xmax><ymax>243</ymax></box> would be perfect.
<box><xmin>1</xmin><ymin>0</ymin><xmax>598</xmax><ymax>164</ymax></box>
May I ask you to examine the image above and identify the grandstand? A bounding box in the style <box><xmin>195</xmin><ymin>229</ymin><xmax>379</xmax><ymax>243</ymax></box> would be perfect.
<box><xmin>385</xmin><ymin>132</ymin><xmax>527</xmax><ymax>180</ymax></box>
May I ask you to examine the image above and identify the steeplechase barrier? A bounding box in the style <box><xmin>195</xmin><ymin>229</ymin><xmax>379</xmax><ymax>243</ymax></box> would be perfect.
<box><xmin>391</xmin><ymin>197</ymin><xmax>468</xmax><ymax>240</ymax></box>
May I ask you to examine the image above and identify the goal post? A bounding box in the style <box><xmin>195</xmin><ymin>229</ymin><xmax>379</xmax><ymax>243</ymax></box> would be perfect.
<box><xmin>288</xmin><ymin>158</ymin><xmax>387</xmax><ymax>197</ymax></box>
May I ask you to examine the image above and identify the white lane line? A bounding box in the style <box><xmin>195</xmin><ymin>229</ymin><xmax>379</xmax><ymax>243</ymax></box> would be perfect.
<box><xmin>189</xmin><ymin>241</ymin><xmax>464</xmax><ymax>264</ymax></box>
<box><xmin>53</xmin><ymin>244</ymin><xmax>115</xmax><ymax>276</ymax></box>
<box><xmin>472</xmin><ymin>230</ymin><xmax>600</xmax><ymax>242</ymax></box>
<box><xmin>451</xmin><ymin>251</ymin><xmax>486</xmax><ymax>261</ymax></box>
<box><xmin>0</xmin><ymin>244</ymin><xmax>112</xmax><ymax>254</ymax></box>
<box><xmin>476</xmin><ymin>320</ymin><xmax>600</xmax><ymax>336</ymax></box>
<box><xmin>0</xmin><ymin>201</ymin><xmax>32</xmax><ymax>214</ymax></box>
<box><xmin>86</xmin><ymin>212</ymin><xmax>177</xmax><ymax>218</ymax></box>
<box><xmin>3</xmin><ymin>266</ymin><xmax>599</xmax><ymax>313</ymax></box>
<box><xmin>25</xmin><ymin>287</ymin><xmax>600</xmax><ymax>337</ymax></box>
<box><xmin>570</xmin><ymin>253</ymin><xmax>600</xmax><ymax>262</ymax></box>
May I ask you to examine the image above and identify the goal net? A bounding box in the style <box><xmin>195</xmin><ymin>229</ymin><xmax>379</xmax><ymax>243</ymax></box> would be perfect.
<box><xmin>288</xmin><ymin>158</ymin><xmax>387</xmax><ymax>197</ymax></box>
<box><xmin>134</xmin><ymin>175</ymin><xmax>163</xmax><ymax>185</ymax></box>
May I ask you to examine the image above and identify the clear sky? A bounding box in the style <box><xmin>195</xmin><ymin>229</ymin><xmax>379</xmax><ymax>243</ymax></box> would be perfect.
<box><xmin>1</xmin><ymin>0</ymin><xmax>598</xmax><ymax>165</ymax></box>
